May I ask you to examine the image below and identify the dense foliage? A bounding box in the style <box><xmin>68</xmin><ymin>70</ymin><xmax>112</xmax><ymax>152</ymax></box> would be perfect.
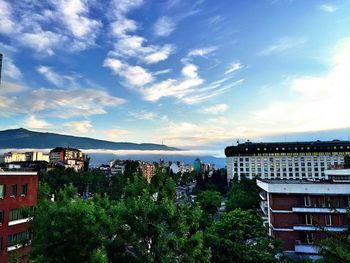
<box><xmin>226</xmin><ymin>176</ymin><xmax>259</xmax><ymax>212</ymax></box>
<box><xmin>28</xmin><ymin>168</ymin><xmax>281</xmax><ymax>263</ymax></box>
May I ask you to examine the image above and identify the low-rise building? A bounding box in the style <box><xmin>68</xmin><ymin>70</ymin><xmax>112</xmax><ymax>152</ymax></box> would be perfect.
<box><xmin>0</xmin><ymin>170</ymin><xmax>38</xmax><ymax>262</ymax></box>
<box><xmin>257</xmin><ymin>170</ymin><xmax>350</xmax><ymax>259</ymax></box>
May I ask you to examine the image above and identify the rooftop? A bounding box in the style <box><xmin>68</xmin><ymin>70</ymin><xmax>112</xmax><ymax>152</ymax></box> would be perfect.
<box><xmin>225</xmin><ymin>140</ymin><xmax>350</xmax><ymax>156</ymax></box>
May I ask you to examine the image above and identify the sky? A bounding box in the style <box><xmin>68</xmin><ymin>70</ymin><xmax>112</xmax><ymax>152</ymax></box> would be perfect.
<box><xmin>1</xmin><ymin>0</ymin><xmax>350</xmax><ymax>156</ymax></box>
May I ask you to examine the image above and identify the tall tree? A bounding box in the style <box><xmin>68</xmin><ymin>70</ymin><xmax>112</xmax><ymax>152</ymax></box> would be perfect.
<box><xmin>205</xmin><ymin>209</ymin><xmax>280</xmax><ymax>263</ymax></box>
<box><xmin>226</xmin><ymin>176</ymin><xmax>259</xmax><ymax>211</ymax></box>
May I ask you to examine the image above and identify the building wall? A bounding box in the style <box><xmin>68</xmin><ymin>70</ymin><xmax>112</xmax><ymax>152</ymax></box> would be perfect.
<box><xmin>267</xmin><ymin>192</ymin><xmax>350</xmax><ymax>252</ymax></box>
<box><xmin>227</xmin><ymin>154</ymin><xmax>345</xmax><ymax>181</ymax></box>
<box><xmin>0</xmin><ymin>173</ymin><xmax>38</xmax><ymax>262</ymax></box>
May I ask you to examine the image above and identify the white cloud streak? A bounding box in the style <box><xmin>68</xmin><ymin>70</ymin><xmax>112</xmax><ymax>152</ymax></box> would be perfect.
<box><xmin>201</xmin><ymin>104</ymin><xmax>229</xmax><ymax>114</ymax></box>
<box><xmin>259</xmin><ymin>37</ymin><xmax>306</xmax><ymax>56</ymax></box>
<box><xmin>37</xmin><ymin>66</ymin><xmax>62</xmax><ymax>86</ymax></box>
<box><xmin>154</xmin><ymin>16</ymin><xmax>176</xmax><ymax>37</ymax></box>
<box><xmin>319</xmin><ymin>4</ymin><xmax>337</xmax><ymax>13</ymax></box>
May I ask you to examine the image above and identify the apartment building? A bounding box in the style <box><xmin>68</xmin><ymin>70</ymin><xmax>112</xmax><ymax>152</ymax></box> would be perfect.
<box><xmin>0</xmin><ymin>171</ymin><xmax>38</xmax><ymax>262</ymax></box>
<box><xmin>225</xmin><ymin>140</ymin><xmax>350</xmax><ymax>182</ymax></box>
<box><xmin>257</xmin><ymin>170</ymin><xmax>350</xmax><ymax>259</ymax></box>
<box><xmin>49</xmin><ymin>147</ymin><xmax>85</xmax><ymax>171</ymax></box>
<box><xmin>4</xmin><ymin>152</ymin><xmax>49</xmax><ymax>163</ymax></box>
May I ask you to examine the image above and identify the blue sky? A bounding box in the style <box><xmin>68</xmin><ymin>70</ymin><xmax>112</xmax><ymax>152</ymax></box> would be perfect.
<box><xmin>1</xmin><ymin>0</ymin><xmax>350</xmax><ymax>155</ymax></box>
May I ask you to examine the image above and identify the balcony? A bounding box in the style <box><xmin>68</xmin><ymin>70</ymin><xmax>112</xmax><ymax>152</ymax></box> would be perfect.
<box><xmin>292</xmin><ymin>206</ymin><xmax>349</xmax><ymax>214</ymax></box>
<box><xmin>8</xmin><ymin>217</ymin><xmax>33</xmax><ymax>226</ymax></box>
<box><xmin>293</xmin><ymin>224</ymin><xmax>348</xmax><ymax>232</ymax></box>
<box><xmin>294</xmin><ymin>243</ymin><xmax>320</xmax><ymax>254</ymax></box>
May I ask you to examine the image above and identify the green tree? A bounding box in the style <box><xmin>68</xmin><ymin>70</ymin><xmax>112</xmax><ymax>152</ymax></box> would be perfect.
<box><xmin>205</xmin><ymin>209</ymin><xmax>280</xmax><ymax>263</ymax></box>
<box><xmin>196</xmin><ymin>190</ymin><xmax>222</xmax><ymax>215</ymax></box>
<box><xmin>30</xmin><ymin>185</ymin><xmax>109</xmax><ymax>263</ymax></box>
<box><xmin>321</xmin><ymin>232</ymin><xmax>350</xmax><ymax>262</ymax></box>
<box><xmin>106</xmin><ymin>194</ymin><xmax>210</xmax><ymax>262</ymax></box>
<box><xmin>226</xmin><ymin>176</ymin><xmax>259</xmax><ymax>211</ymax></box>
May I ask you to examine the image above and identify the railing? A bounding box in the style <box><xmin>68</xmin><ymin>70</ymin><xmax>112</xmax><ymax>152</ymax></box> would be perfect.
<box><xmin>292</xmin><ymin>206</ymin><xmax>348</xmax><ymax>213</ymax></box>
<box><xmin>293</xmin><ymin>224</ymin><xmax>348</xmax><ymax>232</ymax></box>
<box><xmin>294</xmin><ymin>243</ymin><xmax>320</xmax><ymax>254</ymax></box>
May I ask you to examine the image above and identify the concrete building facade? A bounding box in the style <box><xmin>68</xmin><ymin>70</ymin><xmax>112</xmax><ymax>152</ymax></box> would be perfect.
<box><xmin>225</xmin><ymin>141</ymin><xmax>350</xmax><ymax>182</ymax></box>
<box><xmin>0</xmin><ymin>171</ymin><xmax>38</xmax><ymax>262</ymax></box>
<box><xmin>257</xmin><ymin>170</ymin><xmax>350</xmax><ymax>258</ymax></box>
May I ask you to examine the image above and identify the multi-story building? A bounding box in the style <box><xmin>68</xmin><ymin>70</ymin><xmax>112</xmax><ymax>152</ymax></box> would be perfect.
<box><xmin>4</xmin><ymin>152</ymin><xmax>49</xmax><ymax>163</ymax></box>
<box><xmin>49</xmin><ymin>147</ymin><xmax>85</xmax><ymax>171</ymax></box>
<box><xmin>257</xmin><ymin>170</ymin><xmax>350</xmax><ymax>259</ymax></box>
<box><xmin>4</xmin><ymin>152</ymin><xmax>27</xmax><ymax>163</ymax></box>
<box><xmin>0</xmin><ymin>170</ymin><xmax>38</xmax><ymax>262</ymax></box>
<box><xmin>225</xmin><ymin>140</ymin><xmax>350</xmax><ymax>182</ymax></box>
<box><xmin>140</xmin><ymin>162</ymin><xmax>155</xmax><ymax>183</ymax></box>
<box><xmin>25</xmin><ymin>152</ymin><xmax>49</xmax><ymax>162</ymax></box>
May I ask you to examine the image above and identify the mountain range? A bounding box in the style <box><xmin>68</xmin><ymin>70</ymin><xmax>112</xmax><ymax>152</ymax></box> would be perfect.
<box><xmin>0</xmin><ymin>128</ymin><xmax>179</xmax><ymax>151</ymax></box>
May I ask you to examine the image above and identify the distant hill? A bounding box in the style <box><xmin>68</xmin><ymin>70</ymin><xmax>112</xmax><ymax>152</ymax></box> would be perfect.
<box><xmin>0</xmin><ymin>128</ymin><xmax>179</xmax><ymax>151</ymax></box>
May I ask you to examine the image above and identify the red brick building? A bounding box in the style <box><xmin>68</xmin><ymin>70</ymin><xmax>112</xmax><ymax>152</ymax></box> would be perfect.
<box><xmin>257</xmin><ymin>170</ymin><xmax>350</xmax><ymax>259</ymax></box>
<box><xmin>0</xmin><ymin>171</ymin><xmax>38</xmax><ymax>263</ymax></box>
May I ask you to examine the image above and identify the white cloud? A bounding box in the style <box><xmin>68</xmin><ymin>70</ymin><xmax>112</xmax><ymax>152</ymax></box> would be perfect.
<box><xmin>144</xmin><ymin>44</ymin><xmax>174</xmax><ymax>64</ymax></box>
<box><xmin>110</xmin><ymin>35</ymin><xmax>175</xmax><ymax>64</ymax></box>
<box><xmin>139</xmin><ymin>63</ymin><xmax>243</xmax><ymax>104</ymax></box>
<box><xmin>24</xmin><ymin>115</ymin><xmax>51</xmax><ymax>130</ymax></box>
<box><xmin>103</xmin><ymin>58</ymin><xmax>154</xmax><ymax>87</ymax></box>
<box><xmin>188</xmin><ymin>47</ymin><xmax>217</xmax><ymax>57</ymax></box>
<box><xmin>319</xmin><ymin>4</ymin><xmax>337</xmax><ymax>13</ymax></box>
<box><xmin>154</xmin><ymin>16</ymin><xmax>176</xmax><ymax>37</ymax></box>
<box><xmin>0</xmin><ymin>82</ymin><xmax>25</xmax><ymax>95</ymax></box>
<box><xmin>0</xmin><ymin>86</ymin><xmax>126</xmax><ymax>117</ymax></box>
<box><xmin>129</xmin><ymin>110</ymin><xmax>157</xmax><ymax>120</ymax></box>
<box><xmin>202</xmin><ymin>104</ymin><xmax>229</xmax><ymax>114</ymax></box>
<box><xmin>154</xmin><ymin>69</ymin><xmax>172</xmax><ymax>76</ymax></box>
<box><xmin>0</xmin><ymin>1</ymin><xmax>16</xmax><ymax>34</ymax></box>
<box><xmin>2</xmin><ymin>57</ymin><xmax>22</xmax><ymax>80</ymax></box>
<box><xmin>224</xmin><ymin>62</ymin><xmax>243</xmax><ymax>75</ymax></box>
<box><xmin>55</xmin><ymin>0</ymin><xmax>101</xmax><ymax>39</ymax></box>
<box><xmin>37</xmin><ymin>66</ymin><xmax>61</xmax><ymax>86</ymax></box>
<box><xmin>19</xmin><ymin>29</ymin><xmax>65</xmax><ymax>55</ymax></box>
<box><xmin>63</xmin><ymin>120</ymin><xmax>93</xmax><ymax>134</ymax></box>
<box><xmin>111</xmin><ymin>0</ymin><xmax>144</xmax><ymax>15</ymax></box>
<box><xmin>182</xmin><ymin>63</ymin><xmax>199</xmax><ymax>78</ymax></box>
<box><xmin>259</xmin><ymin>37</ymin><xmax>306</xmax><ymax>56</ymax></box>
<box><xmin>111</xmin><ymin>18</ymin><xmax>138</xmax><ymax>37</ymax></box>
<box><xmin>253</xmin><ymin>37</ymin><xmax>350</xmax><ymax>134</ymax></box>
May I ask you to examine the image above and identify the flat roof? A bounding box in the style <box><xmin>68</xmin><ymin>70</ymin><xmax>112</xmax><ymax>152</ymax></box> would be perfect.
<box><xmin>225</xmin><ymin>140</ymin><xmax>350</xmax><ymax>156</ymax></box>
<box><xmin>0</xmin><ymin>171</ymin><xmax>38</xmax><ymax>176</ymax></box>
<box><xmin>257</xmin><ymin>179</ymin><xmax>350</xmax><ymax>195</ymax></box>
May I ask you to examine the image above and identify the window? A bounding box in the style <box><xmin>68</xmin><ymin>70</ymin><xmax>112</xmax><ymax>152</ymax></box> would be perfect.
<box><xmin>0</xmin><ymin>185</ymin><xmax>5</xmax><ymax>199</ymax></box>
<box><xmin>7</xmin><ymin>231</ymin><xmax>31</xmax><ymax>248</ymax></box>
<box><xmin>21</xmin><ymin>184</ymin><xmax>28</xmax><ymax>196</ymax></box>
<box><xmin>326</xmin><ymin>215</ymin><xmax>332</xmax><ymax>226</ymax></box>
<box><xmin>305</xmin><ymin>214</ymin><xmax>313</xmax><ymax>225</ymax></box>
<box><xmin>306</xmin><ymin>233</ymin><xmax>314</xmax><ymax>244</ymax></box>
<box><xmin>9</xmin><ymin>207</ymin><xmax>34</xmax><ymax>221</ymax></box>
<box><xmin>0</xmin><ymin>210</ymin><xmax>3</xmax><ymax>225</ymax></box>
<box><xmin>11</xmin><ymin>185</ymin><xmax>17</xmax><ymax>197</ymax></box>
<box><xmin>304</xmin><ymin>196</ymin><xmax>311</xmax><ymax>207</ymax></box>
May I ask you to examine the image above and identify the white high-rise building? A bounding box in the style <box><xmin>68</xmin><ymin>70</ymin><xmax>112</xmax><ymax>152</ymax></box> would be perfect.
<box><xmin>225</xmin><ymin>141</ymin><xmax>350</xmax><ymax>182</ymax></box>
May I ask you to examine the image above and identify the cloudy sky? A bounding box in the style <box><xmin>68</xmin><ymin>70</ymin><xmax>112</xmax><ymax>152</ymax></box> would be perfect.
<box><xmin>1</xmin><ymin>0</ymin><xmax>350</xmax><ymax>154</ymax></box>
